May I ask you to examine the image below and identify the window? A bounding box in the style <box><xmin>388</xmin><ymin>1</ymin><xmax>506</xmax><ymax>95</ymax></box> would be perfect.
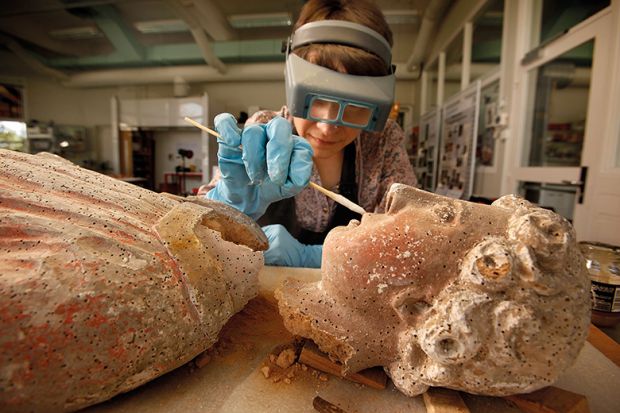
<box><xmin>536</xmin><ymin>0</ymin><xmax>609</xmax><ymax>46</ymax></box>
<box><xmin>0</xmin><ymin>121</ymin><xmax>27</xmax><ymax>152</ymax></box>
<box><xmin>472</xmin><ymin>0</ymin><xmax>504</xmax><ymax>82</ymax></box>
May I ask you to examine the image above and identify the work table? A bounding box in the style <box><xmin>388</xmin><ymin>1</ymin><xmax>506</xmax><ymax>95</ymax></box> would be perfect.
<box><xmin>82</xmin><ymin>267</ymin><xmax>620</xmax><ymax>413</ymax></box>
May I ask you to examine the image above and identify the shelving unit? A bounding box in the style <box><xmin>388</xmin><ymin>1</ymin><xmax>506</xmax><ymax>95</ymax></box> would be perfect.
<box><xmin>119</xmin><ymin>129</ymin><xmax>155</xmax><ymax>190</ymax></box>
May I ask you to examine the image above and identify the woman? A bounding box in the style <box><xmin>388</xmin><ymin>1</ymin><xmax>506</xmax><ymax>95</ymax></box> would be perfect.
<box><xmin>207</xmin><ymin>0</ymin><xmax>416</xmax><ymax>267</ymax></box>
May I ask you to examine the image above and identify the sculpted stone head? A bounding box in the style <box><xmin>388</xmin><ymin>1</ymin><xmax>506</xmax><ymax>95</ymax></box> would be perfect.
<box><xmin>276</xmin><ymin>183</ymin><xmax>591</xmax><ymax>396</ymax></box>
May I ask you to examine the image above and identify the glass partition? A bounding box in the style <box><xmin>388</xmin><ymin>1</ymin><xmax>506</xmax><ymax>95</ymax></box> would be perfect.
<box><xmin>427</xmin><ymin>60</ymin><xmax>439</xmax><ymax>110</ymax></box>
<box><xmin>444</xmin><ymin>31</ymin><xmax>463</xmax><ymax>99</ymax></box>
<box><xmin>472</xmin><ymin>0</ymin><xmax>504</xmax><ymax>82</ymax></box>
<box><xmin>522</xmin><ymin>40</ymin><xmax>593</xmax><ymax>167</ymax></box>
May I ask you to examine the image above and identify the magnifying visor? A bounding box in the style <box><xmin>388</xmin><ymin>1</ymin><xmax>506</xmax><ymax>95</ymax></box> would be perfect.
<box><xmin>284</xmin><ymin>20</ymin><xmax>396</xmax><ymax>132</ymax></box>
<box><xmin>307</xmin><ymin>96</ymin><xmax>374</xmax><ymax>128</ymax></box>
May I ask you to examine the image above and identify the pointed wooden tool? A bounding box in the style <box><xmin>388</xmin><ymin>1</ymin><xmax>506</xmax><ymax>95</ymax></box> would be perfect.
<box><xmin>184</xmin><ymin>116</ymin><xmax>367</xmax><ymax>216</ymax></box>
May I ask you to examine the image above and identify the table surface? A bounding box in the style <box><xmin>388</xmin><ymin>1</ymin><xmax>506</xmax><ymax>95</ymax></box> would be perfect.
<box><xmin>82</xmin><ymin>267</ymin><xmax>620</xmax><ymax>413</ymax></box>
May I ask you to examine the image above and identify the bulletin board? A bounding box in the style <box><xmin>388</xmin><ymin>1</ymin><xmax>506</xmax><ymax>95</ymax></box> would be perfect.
<box><xmin>415</xmin><ymin>108</ymin><xmax>442</xmax><ymax>192</ymax></box>
<box><xmin>436</xmin><ymin>80</ymin><xmax>481</xmax><ymax>200</ymax></box>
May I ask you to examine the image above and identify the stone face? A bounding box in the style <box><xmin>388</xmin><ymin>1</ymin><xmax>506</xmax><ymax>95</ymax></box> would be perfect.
<box><xmin>0</xmin><ymin>150</ymin><xmax>267</xmax><ymax>413</ymax></box>
<box><xmin>276</xmin><ymin>183</ymin><xmax>591</xmax><ymax>397</ymax></box>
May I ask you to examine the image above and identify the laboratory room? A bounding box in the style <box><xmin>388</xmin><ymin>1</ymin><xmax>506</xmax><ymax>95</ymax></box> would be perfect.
<box><xmin>2</xmin><ymin>0</ymin><xmax>620</xmax><ymax>412</ymax></box>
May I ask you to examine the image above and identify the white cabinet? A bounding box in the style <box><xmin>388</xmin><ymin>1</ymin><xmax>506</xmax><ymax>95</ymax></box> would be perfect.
<box><xmin>119</xmin><ymin>99</ymin><xmax>139</xmax><ymax>127</ymax></box>
<box><xmin>139</xmin><ymin>99</ymin><xmax>170</xmax><ymax>127</ymax></box>
<box><xmin>170</xmin><ymin>98</ymin><xmax>204</xmax><ymax>126</ymax></box>
<box><xmin>119</xmin><ymin>97</ymin><xmax>204</xmax><ymax>127</ymax></box>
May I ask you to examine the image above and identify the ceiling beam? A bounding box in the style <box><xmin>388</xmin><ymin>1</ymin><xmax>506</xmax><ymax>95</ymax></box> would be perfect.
<box><xmin>405</xmin><ymin>0</ymin><xmax>451</xmax><ymax>73</ymax></box>
<box><xmin>91</xmin><ymin>5</ymin><xmax>145</xmax><ymax>61</ymax></box>
<box><xmin>0</xmin><ymin>18</ymin><xmax>95</xmax><ymax>56</ymax></box>
<box><xmin>426</xmin><ymin>0</ymin><xmax>489</xmax><ymax>67</ymax></box>
<box><xmin>189</xmin><ymin>0</ymin><xmax>236</xmax><ymax>41</ymax></box>
<box><xmin>166</xmin><ymin>0</ymin><xmax>226</xmax><ymax>73</ymax></box>
<box><xmin>63</xmin><ymin>61</ymin><xmax>421</xmax><ymax>87</ymax></box>
<box><xmin>0</xmin><ymin>33</ymin><xmax>68</xmax><ymax>81</ymax></box>
<box><xmin>0</xmin><ymin>0</ymin><xmax>119</xmax><ymax>18</ymax></box>
<box><xmin>47</xmin><ymin>39</ymin><xmax>284</xmax><ymax>67</ymax></box>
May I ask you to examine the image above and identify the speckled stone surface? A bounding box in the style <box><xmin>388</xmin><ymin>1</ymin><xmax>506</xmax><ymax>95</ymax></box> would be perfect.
<box><xmin>276</xmin><ymin>183</ymin><xmax>591</xmax><ymax>397</ymax></box>
<box><xmin>0</xmin><ymin>150</ymin><xmax>267</xmax><ymax>413</ymax></box>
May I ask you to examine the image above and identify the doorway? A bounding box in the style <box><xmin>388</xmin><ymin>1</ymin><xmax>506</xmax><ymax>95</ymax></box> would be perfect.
<box><xmin>507</xmin><ymin>5</ymin><xmax>620</xmax><ymax>244</ymax></box>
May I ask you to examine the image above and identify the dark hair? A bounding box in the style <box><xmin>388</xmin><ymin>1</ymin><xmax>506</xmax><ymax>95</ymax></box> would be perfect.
<box><xmin>292</xmin><ymin>0</ymin><xmax>393</xmax><ymax>76</ymax></box>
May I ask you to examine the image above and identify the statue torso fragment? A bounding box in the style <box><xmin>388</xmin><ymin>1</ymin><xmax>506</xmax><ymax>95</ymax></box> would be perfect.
<box><xmin>0</xmin><ymin>150</ymin><xmax>267</xmax><ymax>412</ymax></box>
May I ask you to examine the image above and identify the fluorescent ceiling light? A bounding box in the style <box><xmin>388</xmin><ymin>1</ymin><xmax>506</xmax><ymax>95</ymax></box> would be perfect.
<box><xmin>49</xmin><ymin>27</ymin><xmax>102</xmax><ymax>40</ymax></box>
<box><xmin>383</xmin><ymin>10</ymin><xmax>419</xmax><ymax>25</ymax></box>
<box><xmin>228</xmin><ymin>12</ymin><xmax>292</xmax><ymax>29</ymax></box>
<box><xmin>135</xmin><ymin>19</ymin><xmax>189</xmax><ymax>34</ymax></box>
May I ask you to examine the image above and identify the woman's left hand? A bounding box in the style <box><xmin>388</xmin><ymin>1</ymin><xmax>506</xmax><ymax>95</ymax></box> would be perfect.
<box><xmin>262</xmin><ymin>224</ymin><xmax>322</xmax><ymax>268</ymax></box>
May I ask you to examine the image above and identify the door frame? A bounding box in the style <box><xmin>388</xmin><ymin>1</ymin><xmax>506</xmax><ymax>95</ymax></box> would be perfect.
<box><xmin>574</xmin><ymin>0</ymin><xmax>620</xmax><ymax>243</ymax></box>
<box><xmin>503</xmin><ymin>5</ymin><xmax>614</xmax><ymax>236</ymax></box>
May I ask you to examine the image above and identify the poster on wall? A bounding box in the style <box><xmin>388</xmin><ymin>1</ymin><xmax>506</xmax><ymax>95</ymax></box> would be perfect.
<box><xmin>415</xmin><ymin>108</ymin><xmax>442</xmax><ymax>192</ymax></box>
<box><xmin>0</xmin><ymin>82</ymin><xmax>25</xmax><ymax>121</ymax></box>
<box><xmin>436</xmin><ymin>80</ymin><xmax>481</xmax><ymax>200</ymax></box>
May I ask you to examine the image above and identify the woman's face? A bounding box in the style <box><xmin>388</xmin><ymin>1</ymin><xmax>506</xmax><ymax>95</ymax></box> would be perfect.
<box><xmin>293</xmin><ymin>116</ymin><xmax>361</xmax><ymax>160</ymax></box>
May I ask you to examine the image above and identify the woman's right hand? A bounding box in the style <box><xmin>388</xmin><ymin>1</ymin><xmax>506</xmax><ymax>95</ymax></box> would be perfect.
<box><xmin>206</xmin><ymin>113</ymin><xmax>313</xmax><ymax>220</ymax></box>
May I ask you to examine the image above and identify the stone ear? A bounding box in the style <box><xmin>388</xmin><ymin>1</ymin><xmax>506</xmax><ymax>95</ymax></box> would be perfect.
<box><xmin>391</xmin><ymin>287</ymin><xmax>431</xmax><ymax>324</ymax></box>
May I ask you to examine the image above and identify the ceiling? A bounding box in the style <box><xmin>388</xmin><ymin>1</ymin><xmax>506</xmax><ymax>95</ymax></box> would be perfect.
<box><xmin>0</xmin><ymin>1</ymin><xmax>602</xmax><ymax>87</ymax></box>
<box><xmin>0</xmin><ymin>0</ymin><xmax>435</xmax><ymax>83</ymax></box>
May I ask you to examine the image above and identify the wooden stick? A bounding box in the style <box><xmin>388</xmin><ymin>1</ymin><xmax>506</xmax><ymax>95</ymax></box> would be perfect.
<box><xmin>504</xmin><ymin>386</ymin><xmax>591</xmax><ymax>413</ymax></box>
<box><xmin>184</xmin><ymin>116</ymin><xmax>220</xmax><ymax>138</ymax></box>
<box><xmin>312</xmin><ymin>396</ymin><xmax>350</xmax><ymax>413</ymax></box>
<box><xmin>184</xmin><ymin>116</ymin><xmax>367</xmax><ymax>216</ymax></box>
<box><xmin>299</xmin><ymin>341</ymin><xmax>387</xmax><ymax>390</ymax></box>
<box><xmin>586</xmin><ymin>323</ymin><xmax>620</xmax><ymax>367</ymax></box>
<box><xmin>422</xmin><ymin>388</ymin><xmax>470</xmax><ymax>413</ymax></box>
<box><xmin>308</xmin><ymin>182</ymin><xmax>366</xmax><ymax>215</ymax></box>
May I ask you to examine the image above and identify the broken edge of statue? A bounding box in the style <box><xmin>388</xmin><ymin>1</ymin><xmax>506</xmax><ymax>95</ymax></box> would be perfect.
<box><xmin>275</xmin><ymin>183</ymin><xmax>591</xmax><ymax>397</ymax></box>
<box><xmin>0</xmin><ymin>150</ymin><xmax>268</xmax><ymax>413</ymax></box>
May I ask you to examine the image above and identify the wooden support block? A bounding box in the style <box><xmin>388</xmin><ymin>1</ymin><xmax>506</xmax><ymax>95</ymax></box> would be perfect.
<box><xmin>299</xmin><ymin>341</ymin><xmax>388</xmax><ymax>390</ymax></box>
<box><xmin>422</xmin><ymin>387</ymin><xmax>470</xmax><ymax>413</ymax></box>
<box><xmin>504</xmin><ymin>386</ymin><xmax>591</xmax><ymax>413</ymax></box>
<box><xmin>312</xmin><ymin>396</ymin><xmax>349</xmax><ymax>413</ymax></box>
<box><xmin>587</xmin><ymin>323</ymin><xmax>620</xmax><ymax>368</ymax></box>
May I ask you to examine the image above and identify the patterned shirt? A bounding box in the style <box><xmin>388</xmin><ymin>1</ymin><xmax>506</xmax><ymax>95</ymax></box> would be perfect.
<box><xmin>210</xmin><ymin>106</ymin><xmax>417</xmax><ymax>233</ymax></box>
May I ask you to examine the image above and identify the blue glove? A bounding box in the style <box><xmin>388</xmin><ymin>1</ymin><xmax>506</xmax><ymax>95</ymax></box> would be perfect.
<box><xmin>262</xmin><ymin>224</ymin><xmax>322</xmax><ymax>268</ymax></box>
<box><xmin>206</xmin><ymin>113</ymin><xmax>313</xmax><ymax>220</ymax></box>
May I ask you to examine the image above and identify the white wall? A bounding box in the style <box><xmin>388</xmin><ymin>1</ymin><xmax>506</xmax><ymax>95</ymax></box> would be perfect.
<box><xmin>17</xmin><ymin>74</ymin><xmax>418</xmax><ymax>173</ymax></box>
<box><xmin>202</xmin><ymin>80</ymin><xmax>284</xmax><ymax>115</ymax></box>
<box><xmin>25</xmin><ymin>76</ymin><xmax>418</xmax><ymax>124</ymax></box>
